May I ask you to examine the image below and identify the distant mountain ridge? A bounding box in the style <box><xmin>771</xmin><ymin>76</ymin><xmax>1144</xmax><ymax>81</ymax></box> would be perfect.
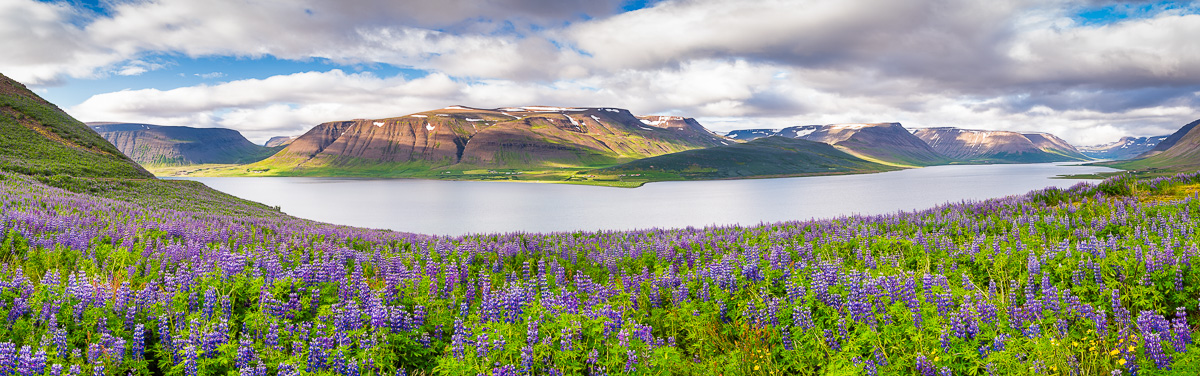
<box><xmin>725</xmin><ymin>128</ymin><xmax>779</xmax><ymax>140</ymax></box>
<box><xmin>1079</xmin><ymin>136</ymin><xmax>1168</xmax><ymax>160</ymax></box>
<box><xmin>1102</xmin><ymin>119</ymin><xmax>1200</xmax><ymax>172</ymax></box>
<box><xmin>727</xmin><ymin>123</ymin><xmax>949</xmax><ymax>166</ymax></box>
<box><xmin>251</xmin><ymin>105</ymin><xmax>731</xmax><ymax>174</ymax></box>
<box><xmin>912</xmin><ymin>127</ymin><xmax>1089</xmax><ymax>163</ymax></box>
<box><xmin>264</xmin><ymin>135</ymin><xmax>298</xmax><ymax>148</ymax></box>
<box><xmin>1138</xmin><ymin>120</ymin><xmax>1200</xmax><ymax>159</ymax></box>
<box><xmin>89</xmin><ymin>122</ymin><xmax>280</xmax><ymax>165</ymax></box>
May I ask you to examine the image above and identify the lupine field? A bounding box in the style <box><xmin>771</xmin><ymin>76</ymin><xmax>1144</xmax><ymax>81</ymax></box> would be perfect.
<box><xmin>2</xmin><ymin>170</ymin><xmax>1200</xmax><ymax>376</ymax></box>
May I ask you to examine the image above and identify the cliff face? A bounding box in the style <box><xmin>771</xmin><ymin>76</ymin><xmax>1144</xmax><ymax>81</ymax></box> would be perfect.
<box><xmin>774</xmin><ymin>123</ymin><xmax>949</xmax><ymax>166</ymax></box>
<box><xmin>1079</xmin><ymin>136</ymin><xmax>1167</xmax><ymax>160</ymax></box>
<box><xmin>90</xmin><ymin>123</ymin><xmax>277</xmax><ymax>165</ymax></box>
<box><xmin>259</xmin><ymin>106</ymin><xmax>731</xmax><ymax>171</ymax></box>
<box><xmin>912</xmin><ymin>128</ymin><xmax>1088</xmax><ymax>163</ymax></box>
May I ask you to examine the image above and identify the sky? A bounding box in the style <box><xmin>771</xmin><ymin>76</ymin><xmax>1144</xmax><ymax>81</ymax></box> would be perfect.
<box><xmin>2</xmin><ymin>0</ymin><xmax>1198</xmax><ymax>145</ymax></box>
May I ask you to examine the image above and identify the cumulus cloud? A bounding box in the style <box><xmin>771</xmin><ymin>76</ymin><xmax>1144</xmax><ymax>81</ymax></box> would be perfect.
<box><xmin>6</xmin><ymin>0</ymin><xmax>1200</xmax><ymax>145</ymax></box>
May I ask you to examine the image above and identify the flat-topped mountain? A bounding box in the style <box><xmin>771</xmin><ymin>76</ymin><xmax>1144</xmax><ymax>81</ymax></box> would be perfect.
<box><xmin>252</xmin><ymin>106</ymin><xmax>730</xmax><ymax>174</ymax></box>
<box><xmin>1079</xmin><ymin>136</ymin><xmax>1168</xmax><ymax>160</ymax></box>
<box><xmin>90</xmin><ymin>122</ymin><xmax>279</xmax><ymax>165</ymax></box>
<box><xmin>264</xmin><ymin>135</ymin><xmax>298</xmax><ymax>147</ymax></box>
<box><xmin>773</xmin><ymin>123</ymin><xmax>950</xmax><ymax>166</ymax></box>
<box><xmin>912</xmin><ymin>127</ymin><xmax>1090</xmax><ymax>163</ymax></box>
<box><xmin>1103</xmin><ymin>119</ymin><xmax>1200</xmax><ymax>172</ymax></box>
<box><xmin>0</xmin><ymin>73</ymin><xmax>151</xmax><ymax>178</ymax></box>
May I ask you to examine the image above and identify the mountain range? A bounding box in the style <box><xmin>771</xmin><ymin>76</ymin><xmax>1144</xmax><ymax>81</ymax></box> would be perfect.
<box><xmin>1100</xmin><ymin>119</ymin><xmax>1200</xmax><ymax>173</ymax></box>
<box><xmin>242</xmin><ymin>106</ymin><xmax>730</xmax><ymax>177</ymax></box>
<box><xmin>773</xmin><ymin>123</ymin><xmax>950</xmax><ymax>166</ymax></box>
<box><xmin>89</xmin><ymin>122</ymin><xmax>280</xmax><ymax>165</ymax></box>
<box><xmin>1078</xmin><ymin>136</ymin><xmax>1168</xmax><ymax>160</ymax></box>
<box><xmin>910</xmin><ymin>128</ymin><xmax>1089</xmax><ymax>163</ymax></box>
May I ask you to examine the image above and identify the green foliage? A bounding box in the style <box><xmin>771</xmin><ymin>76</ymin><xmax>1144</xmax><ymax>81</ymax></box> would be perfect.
<box><xmin>0</xmin><ymin>90</ymin><xmax>151</xmax><ymax>178</ymax></box>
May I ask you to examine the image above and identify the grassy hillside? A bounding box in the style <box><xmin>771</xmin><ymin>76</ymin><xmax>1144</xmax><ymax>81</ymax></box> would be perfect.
<box><xmin>0</xmin><ymin>74</ymin><xmax>152</xmax><ymax>178</ymax></box>
<box><xmin>585</xmin><ymin>136</ymin><xmax>898</xmax><ymax>184</ymax></box>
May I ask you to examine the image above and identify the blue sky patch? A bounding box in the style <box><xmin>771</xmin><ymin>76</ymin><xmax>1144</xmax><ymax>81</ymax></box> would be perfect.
<box><xmin>1074</xmin><ymin>1</ymin><xmax>1199</xmax><ymax>25</ymax></box>
<box><xmin>39</xmin><ymin>54</ymin><xmax>427</xmax><ymax>108</ymax></box>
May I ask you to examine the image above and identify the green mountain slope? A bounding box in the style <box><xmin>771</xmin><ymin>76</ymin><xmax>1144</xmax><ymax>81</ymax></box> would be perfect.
<box><xmin>89</xmin><ymin>122</ymin><xmax>281</xmax><ymax>166</ymax></box>
<box><xmin>0</xmin><ymin>73</ymin><xmax>152</xmax><ymax>178</ymax></box>
<box><xmin>586</xmin><ymin>136</ymin><xmax>898</xmax><ymax>183</ymax></box>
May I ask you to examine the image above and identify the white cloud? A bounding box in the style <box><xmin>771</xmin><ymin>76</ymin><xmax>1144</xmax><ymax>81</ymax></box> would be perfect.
<box><xmin>6</xmin><ymin>0</ymin><xmax>1198</xmax><ymax>145</ymax></box>
<box><xmin>116</xmin><ymin>66</ymin><xmax>146</xmax><ymax>76</ymax></box>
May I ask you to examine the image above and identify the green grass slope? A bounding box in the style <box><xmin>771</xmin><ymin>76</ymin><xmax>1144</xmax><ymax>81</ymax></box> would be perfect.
<box><xmin>0</xmin><ymin>72</ymin><xmax>289</xmax><ymax>215</ymax></box>
<box><xmin>585</xmin><ymin>136</ymin><xmax>899</xmax><ymax>183</ymax></box>
<box><xmin>0</xmin><ymin>73</ymin><xmax>152</xmax><ymax>178</ymax></box>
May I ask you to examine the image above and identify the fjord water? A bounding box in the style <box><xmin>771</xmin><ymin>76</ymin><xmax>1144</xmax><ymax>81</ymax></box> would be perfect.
<box><xmin>178</xmin><ymin>163</ymin><xmax>1116</xmax><ymax>235</ymax></box>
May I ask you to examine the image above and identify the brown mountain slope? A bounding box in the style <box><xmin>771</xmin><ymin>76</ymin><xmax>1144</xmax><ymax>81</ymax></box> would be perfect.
<box><xmin>913</xmin><ymin>128</ymin><xmax>1088</xmax><ymax>163</ymax></box>
<box><xmin>253</xmin><ymin>106</ymin><xmax>731</xmax><ymax>173</ymax></box>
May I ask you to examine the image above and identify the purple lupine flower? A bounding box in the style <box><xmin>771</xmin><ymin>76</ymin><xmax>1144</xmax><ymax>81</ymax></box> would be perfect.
<box><xmin>1145</xmin><ymin>332</ymin><xmax>1172</xmax><ymax>370</ymax></box>
<box><xmin>1172</xmin><ymin>307</ymin><xmax>1191</xmax><ymax>352</ymax></box>
<box><xmin>184</xmin><ymin>345</ymin><xmax>198</xmax><ymax>376</ymax></box>
<box><xmin>451</xmin><ymin>319</ymin><xmax>468</xmax><ymax>359</ymax></box>
<box><xmin>781</xmin><ymin>326</ymin><xmax>793</xmax><ymax>351</ymax></box>
<box><xmin>1024</xmin><ymin>322</ymin><xmax>1040</xmax><ymax>338</ymax></box>
<box><xmin>914</xmin><ymin>354</ymin><xmax>936</xmax><ymax>376</ymax></box>
<box><xmin>132</xmin><ymin>324</ymin><xmax>145</xmax><ymax>360</ymax></box>
<box><xmin>307</xmin><ymin>341</ymin><xmax>326</xmax><ymax>372</ymax></box>
<box><xmin>624</xmin><ymin>349</ymin><xmax>638</xmax><ymax>373</ymax></box>
<box><xmin>237</xmin><ymin>336</ymin><xmax>256</xmax><ymax>370</ymax></box>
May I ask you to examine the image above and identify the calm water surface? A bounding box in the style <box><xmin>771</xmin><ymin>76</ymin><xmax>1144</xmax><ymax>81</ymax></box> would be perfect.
<box><xmin>177</xmin><ymin>163</ymin><xmax>1115</xmax><ymax>235</ymax></box>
